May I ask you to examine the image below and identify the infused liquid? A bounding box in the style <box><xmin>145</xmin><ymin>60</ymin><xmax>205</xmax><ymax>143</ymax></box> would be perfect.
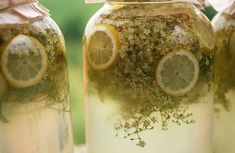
<box><xmin>84</xmin><ymin>3</ymin><xmax>214</xmax><ymax>153</ymax></box>
<box><xmin>0</xmin><ymin>17</ymin><xmax>74</xmax><ymax>153</ymax></box>
<box><xmin>212</xmin><ymin>13</ymin><xmax>235</xmax><ymax>153</ymax></box>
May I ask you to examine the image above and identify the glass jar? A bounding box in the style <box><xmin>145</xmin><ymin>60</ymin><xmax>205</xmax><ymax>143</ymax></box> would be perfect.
<box><xmin>212</xmin><ymin>12</ymin><xmax>235</xmax><ymax>153</ymax></box>
<box><xmin>83</xmin><ymin>1</ymin><xmax>214</xmax><ymax>153</ymax></box>
<box><xmin>0</xmin><ymin>1</ymin><xmax>74</xmax><ymax>153</ymax></box>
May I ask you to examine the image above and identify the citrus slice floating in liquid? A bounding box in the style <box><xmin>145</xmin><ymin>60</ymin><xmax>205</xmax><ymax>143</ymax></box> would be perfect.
<box><xmin>87</xmin><ymin>25</ymin><xmax>120</xmax><ymax>71</ymax></box>
<box><xmin>193</xmin><ymin>12</ymin><xmax>215</xmax><ymax>52</ymax></box>
<box><xmin>1</xmin><ymin>34</ymin><xmax>48</xmax><ymax>88</ymax></box>
<box><xmin>156</xmin><ymin>50</ymin><xmax>199</xmax><ymax>96</ymax></box>
<box><xmin>0</xmin><ymin>73</ymin><xmax>7</xmax><ymax>98</ymax></box>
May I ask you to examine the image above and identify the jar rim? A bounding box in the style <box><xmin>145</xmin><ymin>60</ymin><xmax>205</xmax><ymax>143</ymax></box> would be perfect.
<box><xmin>86</xmin><ymin>0</ymin><xmax>201</xmax><ymax>4</ymax></box>
<box><xmin>105</xmin><ymin>0</ymin><xmax>200</xmax><ymax>4</ymax></box>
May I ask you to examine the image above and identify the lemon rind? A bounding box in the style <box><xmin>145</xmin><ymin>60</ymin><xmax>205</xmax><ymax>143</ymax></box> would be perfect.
<box><xmin>0</xmin><ymin>73</ymin><xmax>7</xmax><ymax>98</ymax></box>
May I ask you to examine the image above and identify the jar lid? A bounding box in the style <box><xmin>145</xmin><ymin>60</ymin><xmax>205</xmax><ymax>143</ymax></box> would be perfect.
<box><xmin>0</xmin><ymin>0</ymin><xmax>50</xmax><ymax>23</ymax></box>
<box><xmin>0</xmin><ymin>0</ymin><xmax>35</xmax><ymax>9</ymax></box>
<box><xmin>208</xmin><ymin>0</ymin><xmax>235</xmax><ymax>15</ymax></box>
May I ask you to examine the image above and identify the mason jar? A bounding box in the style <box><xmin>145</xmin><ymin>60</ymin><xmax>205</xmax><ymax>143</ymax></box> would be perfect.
<box><xmin>0</xmin><ymin>1</ymin><xmax>74</xmax><ymax>153</ymax></box>
<box><xmin>83</xmin><ymin>1</ymin><xmax>215</xmax><ymax>153</ymax></box>
<box><xmin>212</xmin><ymin>11</ymin><xmax>235</xmax><ymax>153</ymax></box>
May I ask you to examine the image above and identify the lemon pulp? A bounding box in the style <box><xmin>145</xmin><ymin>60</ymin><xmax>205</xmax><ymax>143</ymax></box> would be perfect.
<box><xmin>156</xmin><ymin>50</ymin><xmax>199</xmax><ymax>96</ymax></box>
<box><xmin>87</xmin><ymin>25</ymin><xmax>120</xmax><ymax>71</ymax></box>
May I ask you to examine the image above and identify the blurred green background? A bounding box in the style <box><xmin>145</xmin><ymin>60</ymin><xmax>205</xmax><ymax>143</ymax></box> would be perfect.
<box><xmin>39</xmin><ymin>0</ymin><xmax>217</xmax><ymax>145</ymax></box>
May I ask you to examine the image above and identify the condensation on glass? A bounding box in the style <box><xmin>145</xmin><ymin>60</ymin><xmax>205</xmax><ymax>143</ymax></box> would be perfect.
<box><xmin>0</xmin><ymin>1</ymin><xmax>74</xmax><ymax>153</ymax></box>
<box><xmin>212</xmin><ymin>11</ymin><xmax>235</xmax><ymax>153</ymax></box>
<box><xmin>83</xmin><ymin>1</ymin><xmax>215</xmax><ymax>153</ymax></box>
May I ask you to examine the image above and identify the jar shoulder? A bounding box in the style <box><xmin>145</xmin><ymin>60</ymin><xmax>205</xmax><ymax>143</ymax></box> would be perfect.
<box><xmin>0</xmin><ymin>16</ymin><xmax>66</xmax><ymax>52</ymax></box>
<box><xmin>84</xmin><ymin>3</ymin><xmax>215</xmax><ymax>53</ymax></box>
<box><xmin>85</xmin><ymin>3</ymin><xmax>212</xmax><ymax>34</ymax></box>
<box><xmin>0</xmin><ymin>15</ymin><xmax>63</xmax><ymax>38</ymax></box>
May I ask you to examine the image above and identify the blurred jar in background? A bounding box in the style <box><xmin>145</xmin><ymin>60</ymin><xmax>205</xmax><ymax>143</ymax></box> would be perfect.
<box><xmin>83</xmin><ymin>0</ymin><xmax>215</xmax><ymax>153</ymax></box>
<box><xmin>0</xmin><ymin>1</ymin><xmax>74</xmax><ymax>153</ymax></box>
<box><xmin>211</xmin><ymin>1</ymin><xmax>235</xmax><ymax>153</ymax></box>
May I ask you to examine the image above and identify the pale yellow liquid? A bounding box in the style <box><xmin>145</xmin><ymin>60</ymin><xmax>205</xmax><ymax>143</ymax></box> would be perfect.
<box><xmin>86</xmin><ymin>94</ymin><xmax>213</xmax><ymax>153</ymax></box>
<box><xmin>212</xmin><ymin>13</ymin><xmax>235</xmax><ymax>153</ymax></box>
<box><xmin>214</xmin><ymin>90</ymin><xmax>235</xmax><ymax>153</ymax></box>
<box><xmin>0</xmin><ymin>99</ymin><xmax>74</xmax><ymax>153</ymax></box>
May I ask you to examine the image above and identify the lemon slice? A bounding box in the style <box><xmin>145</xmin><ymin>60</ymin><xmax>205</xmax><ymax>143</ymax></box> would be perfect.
<box><xmin>0</xmin><ymin>73</ymin><xmax>7</xmax><ymax>98</ymax></box>
<box><xmin>229</xmin><ymin>31</ymin><xmax>235</xmax><ymax>55</ymax></box>
<box><xmin>112</xmin><ymin>4</ymin><xmax>124</xmax><ymax>10</ymax></box>
<box><xmin>156</xmin><ymin>50</ymin><xmax>199</xmax><ymax>96</ymax></box>
<box><xmin>193</xmin><ymin>12</ymin><xmax>215</xmax><ymax>52</ymax></box>
<box><xmin>87</xmin><ymin>25</ymin><xmax>120</xmax><ymax>71</ymax></box>
<box><xmin>1</xmin><ymin>34</ymin><xmax>47</xmax><ymax>88</ymax></box>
